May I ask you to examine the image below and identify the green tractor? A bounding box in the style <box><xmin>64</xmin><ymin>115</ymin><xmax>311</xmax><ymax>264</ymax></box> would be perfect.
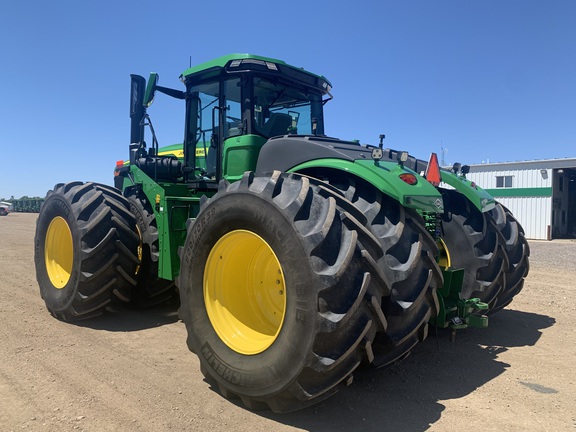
<box><xmin>34</xmin><ymin>53</ymin><xmax>528</xmax><ymax>412</ymax></box>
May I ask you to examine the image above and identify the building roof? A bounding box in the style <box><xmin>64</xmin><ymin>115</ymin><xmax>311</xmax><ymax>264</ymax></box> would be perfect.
<box><xmin>469</xmin><ymin>157</ymin><xmax>576</xmax><ymax>172</ymax></box>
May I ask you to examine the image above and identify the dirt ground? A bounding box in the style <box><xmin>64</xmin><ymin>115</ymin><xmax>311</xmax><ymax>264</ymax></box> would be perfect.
<box><xmin>0</xmin><ymin>212</ymin><xmax>574</xmax><ymax>432</ymax></box>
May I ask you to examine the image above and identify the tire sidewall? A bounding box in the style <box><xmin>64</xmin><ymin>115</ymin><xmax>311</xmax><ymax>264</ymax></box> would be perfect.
<box><xmin>127</xmin><ymin>192</ymin><xmax>154</xmax><ymax>249</ymax></box>
<box><xmin>180</xmin><ymin>192</ymin><xmax>319</xmax><ymax>397</ymax></box>
<box><xmin>35</xmin><ymin>191</ymin><xmax>82</xmax><ymax>313</ymax></box>
<box><xmin>127</xmin><ymin>193</ymin><xmax>152</xmax><ymax>270</ymax></box>
<box><xmin>440</xmin><ymin>189</ymin><xmax>504</xmax><ymax>301</ymax></box>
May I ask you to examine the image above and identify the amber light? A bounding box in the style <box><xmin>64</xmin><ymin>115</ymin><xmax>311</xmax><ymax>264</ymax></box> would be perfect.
<box><xmin>399</xmin><ymin>173</ymin><xmax>418</xmax><ymax>185</ymax></box>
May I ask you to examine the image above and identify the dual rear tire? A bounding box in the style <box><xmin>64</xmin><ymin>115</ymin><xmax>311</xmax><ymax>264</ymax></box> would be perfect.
<box><xmin>487</xmin><ymin>203</ymin><xmax>530</xmax><ymax>312</ymax></box>
<box><xmin>35</xmin><ymin>182</ymin><xmax>139</xmax><ymax>321</ymax></box>
<box><xmin>439</xmin><ymin>189</ymin><xmax>529</xmax><ymax>313</ymax></box>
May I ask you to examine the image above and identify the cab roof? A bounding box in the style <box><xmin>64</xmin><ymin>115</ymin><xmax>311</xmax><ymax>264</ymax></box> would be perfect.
<box><xmin>179</xmin><ymin>53</ymin><xmax>332</xmax><ymax>90</ymax></box>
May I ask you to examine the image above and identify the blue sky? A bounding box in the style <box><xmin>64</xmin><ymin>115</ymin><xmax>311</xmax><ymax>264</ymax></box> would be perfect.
<box><xmin>1</xmin><ymin>0</ymin><xmax>574</xmax><ymax>199</ymax></box>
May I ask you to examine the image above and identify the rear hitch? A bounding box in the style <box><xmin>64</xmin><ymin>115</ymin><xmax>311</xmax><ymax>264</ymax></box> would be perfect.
<box><xmin>430</xmin><ymin>268</ymin><xmax>489</xmax><ymax>341</ymax></box>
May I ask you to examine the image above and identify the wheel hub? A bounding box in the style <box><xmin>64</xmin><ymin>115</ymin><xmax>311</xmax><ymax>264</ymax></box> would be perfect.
<box><xmin>204</xmin><ymin>230</ymin><xmax>286</xmax><ymax>355</ymax></box>
<box><xmin>44</xmin><ymin>216</ymin><xmax>73</xmax><ymax>289</ymax></box>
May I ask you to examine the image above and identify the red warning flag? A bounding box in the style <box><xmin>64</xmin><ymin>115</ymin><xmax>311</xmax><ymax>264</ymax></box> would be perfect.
<box><xmin>425</xmin><ymin>153</ymin><xmax>442</xmax><ymax>187</ymax></box>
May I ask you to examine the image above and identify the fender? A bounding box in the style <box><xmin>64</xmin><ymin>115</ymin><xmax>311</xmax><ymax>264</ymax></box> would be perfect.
<box><xmin>440</xmin><ymin>170</ymin><xmax>496</xmax><ymax>212</ymax></box>
<box><xmin>254</xmin><ymin>135</ymin><xmax>444</xmax><ymax>212</ymax></box>
<box><xmin>383</xmin><ymin>148</ymin><xmax>497</xmax><ymax>213</ymax></box>
<box><xmin>289</xmin><ymin>158</ymin><xmax>444</xmax><ymax>213</ymax></box>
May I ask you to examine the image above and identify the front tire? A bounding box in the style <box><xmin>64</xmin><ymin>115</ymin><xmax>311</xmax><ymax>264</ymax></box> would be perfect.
<box><xmin>177</xmin><ymin>172</ymin><xmax>389</xmax><ymax>412</ymax></box>
<box><xmin>35</xmin><ymin>182</ymin><xmax>139</xmax><ymax>321</ymax></box>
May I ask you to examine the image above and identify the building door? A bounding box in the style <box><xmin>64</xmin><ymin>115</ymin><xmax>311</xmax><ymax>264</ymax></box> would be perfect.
<box><xmin>552</xmin><ymin>167</ymin><xmax>576</xmax><ymax>239</ymax></box>
<box><xmin>567</xmin><ymin>168</ymin><xmax>576</xmax><ymax>238</ymax></box>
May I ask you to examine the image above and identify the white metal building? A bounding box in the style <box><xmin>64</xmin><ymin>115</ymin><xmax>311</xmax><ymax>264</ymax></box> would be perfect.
<box><xmin>465</xmin><ymin>158</ymin><xmax>576</xmax><ymax>240</ymax></box>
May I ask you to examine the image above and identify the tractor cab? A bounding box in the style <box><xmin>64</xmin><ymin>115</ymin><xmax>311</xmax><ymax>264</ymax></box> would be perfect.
<box><xmin>127</xmin><ymin>54</ymin><xmax>332</xmax><ymax>190</ymax></box>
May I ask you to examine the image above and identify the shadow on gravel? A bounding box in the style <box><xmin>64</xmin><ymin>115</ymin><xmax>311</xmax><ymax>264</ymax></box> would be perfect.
<box><xmin>71</xmin><ymin>300</ymin><xmax>181</xmax><ymax>332</ymax></box>
<box><xmin>259</xmin><ymin>308</ymin><xmax>556</xmax><ymax>432</ymax></box>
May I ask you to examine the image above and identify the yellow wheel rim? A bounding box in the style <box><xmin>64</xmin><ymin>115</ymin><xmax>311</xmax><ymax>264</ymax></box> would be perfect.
<box><xmin>437</xmin><ymin>238</ymin><xmax>451</xmax><ymax>269</ymax></box>
<box><xmin>204</xmin><ymin>230</ymin><xmax>286</xmax><ymax>355</ymax></box>
<box><xmin>45</xmin><ymin>216</ymin><xmax>73</xmax><ymax>289</ymax></box>
<box><xmin>135</xmin><ymin>224</ymin><xmax>143</xmax><ymax>275</ymax></box>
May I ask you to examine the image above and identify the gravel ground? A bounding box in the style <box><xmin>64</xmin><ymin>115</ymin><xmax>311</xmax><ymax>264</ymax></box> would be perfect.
<box><xmin>0</xmin><ymin>213</ymin><xmax>575</xmax><ymax>431</ymax></box>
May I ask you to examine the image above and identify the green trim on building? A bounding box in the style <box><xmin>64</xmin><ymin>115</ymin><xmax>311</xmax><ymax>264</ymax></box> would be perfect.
<box><xmin>484</xmin><ymin>187</ymin><xmax>552</xmax><ymax>198</ymax></box>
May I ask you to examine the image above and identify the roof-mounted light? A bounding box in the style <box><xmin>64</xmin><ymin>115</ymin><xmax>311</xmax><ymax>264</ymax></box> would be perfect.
<box><xmin>229</xmin><ymin>58</ymin><xmax>279</xmax><ymax>71</ymax></box>
<box><xmin>371</xmin><ymin>147</ymin><xmax>383</xmax><ymax>161</ymax></box>
<box><xmin>396</xmin><ymin>150</ymin><xmax>409</xmax><ymax>168</ymax></box>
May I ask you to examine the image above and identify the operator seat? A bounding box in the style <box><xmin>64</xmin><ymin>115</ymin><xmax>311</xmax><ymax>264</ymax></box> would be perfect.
<box><xmin>206</xmin><ymin>134</ymin><xmax>218</xmax><ymax>177</ymax></box>
<box><xmin>261</xmin><ymin>113</ymin><xmax>292</xmax><ymax>137</ymax></box>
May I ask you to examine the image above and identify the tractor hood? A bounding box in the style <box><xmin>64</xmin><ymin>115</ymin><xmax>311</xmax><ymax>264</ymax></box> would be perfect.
<box><xmin>256</xmin><ymin>135</ymin><xmax>376</xmax><ymax>170</ymax></box>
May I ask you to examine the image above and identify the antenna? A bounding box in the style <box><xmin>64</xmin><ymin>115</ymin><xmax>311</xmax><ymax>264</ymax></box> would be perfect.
<box><xmin>440</xmin><ymin>141</ymin><xmax>447</xmax><ymax>166</ymax></box>
<box><xmin>189</xmin><ymin>55</ymin><xmax>192</xmax><ymax>68</ymax></box>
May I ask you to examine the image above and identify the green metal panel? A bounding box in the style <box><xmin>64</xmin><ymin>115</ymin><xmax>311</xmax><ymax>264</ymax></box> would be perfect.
<box><xmin>440</xmin><ymin>170</ymin><xmax>496</xmax><ymax>212</ymax></box>
<box><xmin>290</xmin><ymin>158</ymin><xmax>444</xmax><ymax>213</ymax></box>
<box><xmin>222</xmin><ymin>134</ymin><xmax>268</xmax><ymax>182</ymax></box>
<box><xmin>124</xmin><ymin>165</ymin><xmax>210</xmax><ymax>280</ymax></box>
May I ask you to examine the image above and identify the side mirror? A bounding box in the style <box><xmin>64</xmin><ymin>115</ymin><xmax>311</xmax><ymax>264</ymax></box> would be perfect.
<box><xmin>130</xmin><ymin>74</ymin><xmax>146</xmax><ymax>146</ymax></box>
<box><xmin>130</xmin><ymin>74</ymin><xmax>146</xmax><ymax>117</ymax></box>
<box><xmin>144</xmin><ymin>73</ymin><xmax>159</xmax><ymax>107</ymax></box>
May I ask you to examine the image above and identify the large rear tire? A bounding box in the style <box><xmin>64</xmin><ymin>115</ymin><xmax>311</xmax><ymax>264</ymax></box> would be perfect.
<box><xmin>487</xmin><ymin>202</ymin><xmax>530</xmax><ymax>313</ymax></box>
<box><xmin>325</xmin><ymin>174</ymin><xmax>441</xmax><ymax>367</ymax></box>
<box><xmin>439</xmin><ymin>188</ymin><xmax>506</xmax><ymax>307</ymax></box>
<box><xmin>177</xmin><ymin>172</ymin><xmax>390</xmax><ymax>412</ymax></box>
<box><xmin>34</xmin><ymin>182</ymin><xmax>139</xmax><ymax>321</ymax></box>
<box><xmin>126</xmin><ymin>189</ymin><xmax>177</xmax><ymax>307</ymax></box>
